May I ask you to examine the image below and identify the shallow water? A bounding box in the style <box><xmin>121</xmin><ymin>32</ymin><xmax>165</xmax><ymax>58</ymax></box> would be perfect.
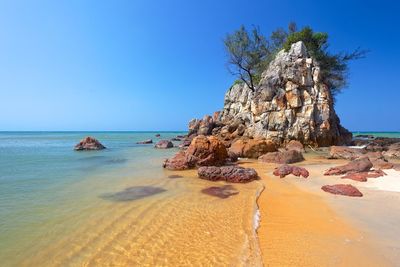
<box><xmin>0</xmin><ymin>132</ymin><xmax>262</xmax><ymax>266</ymax></box>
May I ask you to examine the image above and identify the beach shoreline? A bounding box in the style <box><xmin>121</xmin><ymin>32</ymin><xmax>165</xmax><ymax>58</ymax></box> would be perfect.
<box><xmin>239</xmin><ymin>153</ymin><xmax>400</xmax><ymax>266</ymax></box>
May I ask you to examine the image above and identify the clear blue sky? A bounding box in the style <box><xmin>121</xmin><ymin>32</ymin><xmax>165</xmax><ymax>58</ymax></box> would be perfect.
<box><xmin>0</xmin><ymin>0</ymin><xmax>399</xmax><ymax>131</ymax></box>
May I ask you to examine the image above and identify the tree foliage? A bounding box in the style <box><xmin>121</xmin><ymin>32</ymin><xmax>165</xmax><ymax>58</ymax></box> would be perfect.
<box><xmin>224</xmin><ymin>23</ymin><xmax>367</xmax><ymax>97</ymax></box>
<box><xmin>224</xmin><ymin>25</ymin><xmax>270</xmax><ymax>91</ymax></box>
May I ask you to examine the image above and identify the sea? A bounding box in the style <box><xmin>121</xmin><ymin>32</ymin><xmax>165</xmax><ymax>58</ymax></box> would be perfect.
<box><xmin>0</xmin><ymin>132</ymin><xmax>263</xmax><ymax>266</ymax></box>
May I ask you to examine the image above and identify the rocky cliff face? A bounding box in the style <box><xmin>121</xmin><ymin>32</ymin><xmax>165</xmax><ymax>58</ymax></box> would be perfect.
<box><xmin>189</xmin><ymin>41</ymin><xmax>352</xmax><ymax>147</ymax></box>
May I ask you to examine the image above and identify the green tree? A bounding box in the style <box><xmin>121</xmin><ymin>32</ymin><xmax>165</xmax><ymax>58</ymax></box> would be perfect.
<box><xmin>224</xmin><ymin>23</ymin><xmax>367</xmax><ymax>98</ymax></box>
<box><xmin>224</xmin><ymin>25</ymin><xmax>270</xmax><ymax>91</ymax></box>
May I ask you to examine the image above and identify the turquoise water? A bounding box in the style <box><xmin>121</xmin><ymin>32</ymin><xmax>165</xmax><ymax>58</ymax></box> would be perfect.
<box><xmin>0</xmin><ymin>132</ymin><xmax>263</xmax><ymax>266</ymax></box>
<box><xmin>0</xmin><ymin>132</ymin><xmax>183</xmax><ymax>265</ymax></box>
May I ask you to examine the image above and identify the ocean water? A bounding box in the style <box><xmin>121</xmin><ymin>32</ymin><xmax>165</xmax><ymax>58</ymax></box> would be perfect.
<box><xmin>0</xmin><ymin>132</ymin><xmax>262</xmax><ymax>266</ymax></box>
<box><xmin>352</xmin><ymin>132</ymin><xmax>400</xmax><ymax>138</ymax></box>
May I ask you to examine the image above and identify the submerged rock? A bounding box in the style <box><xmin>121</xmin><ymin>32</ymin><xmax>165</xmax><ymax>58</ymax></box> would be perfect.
<box><xmin>100</xmin><ymin>186</ymin><xmax>166</xmax><ymax>202</ymax></box>
<box><xmin>74</xmin><ymin>136</ymin><xmax>106</xmax><ymax>151</ymax></box>
<box><xmin>136</xmin><ymin>139</ymin><xmax>153</xmax><ymax>144</ymax></box>
<box><xmin>259</xmin><ymin>150</ymin><xmax>304</xmax><ymax>164</ymax></box>
<box><xmin>321</xmin><ymin>184</ymin><xmax>363</xmax><ymax>197</ymax></box>
<box><xmin>155</xmin><ymin>140</ymin><xmax>174</xmax><ymax>149</ymax></box>
<box><xmin>273</xmin><ymin>164</ymin><xmax>309</xmax><ymax>178</ymax></box>
<box><xmin>201</xmin><ymin>185</ymin><xmax>239</xmax><ymax>199</ymax></box>
<box><xmin>324</xmin><ymin>157</ymin><xmax>373</xmax><ymax>176</ymax></box>
<box><xmin>163</xmin><ymin>135</ymin><xmax>228</xmax><ymax>170</ymax></box>
<box><xmin>198</xmin><ymin>166</ymin><xmax>258</xmax><ymax>183</ymax></box>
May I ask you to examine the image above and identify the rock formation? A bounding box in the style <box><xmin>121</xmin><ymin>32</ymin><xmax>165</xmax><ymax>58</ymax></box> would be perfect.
<box><xmin>259</xmin><ymin>150</ymin><xmax>304</xmax><ymax>164</ymax></box>
<box><xmin>136</xmin><ymin>139</ymin><xmax>153</xmax><ymax>144</ymax></box>
<box><xmin>155</xmin><ymin>140</ymin><xmax>174</xmax><ymax>149</ymax></box>
<box><xmin>324</xmin><ymin>157</ymin><xmax>373</xmax><ymax>176</ymax></box>
<box><xmin>273</xmin><ymin>165</ymin><xmax>309</xmax><ymax>178</ymax></box>
<box><xmin>188</xmin><ymin>41</ymin><xmax>352</xmax><ymax>147</ymax></box>
<box><xmin>198</xmin><ymin>166</ymin><xmax>258</xmax><ymax>183</ymax></box>
<box><xmin>74</xmin><ymin>136</ymin><xmax>106</xmax><ymax>151</ymax></box>
<box><xmin>321</xmin><ymin>184</ymin><xmax>363</xmax><ymax>197</ymax></box>
<box><xmin>163</xmin><ymin>135</ymin><xmax>228</xmax><ymax>170</ymax></box>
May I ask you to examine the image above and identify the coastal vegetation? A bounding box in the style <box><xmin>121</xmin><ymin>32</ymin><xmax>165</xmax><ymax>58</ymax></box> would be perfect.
<box><xmin>224</xmin><ymin>22</ymin><xmax>367</xmax><ymax>97</ymax></box>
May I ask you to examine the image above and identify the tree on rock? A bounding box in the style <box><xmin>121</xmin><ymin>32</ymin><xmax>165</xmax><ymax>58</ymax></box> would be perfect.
<box><xmin>224</xmin><ymin>22</ymin><xmax>367</xmax><ymax>98</ymax></box>
<box><xmin>224</xmin><ymin>25</ymin><xmax>270</xmax><ymax>91</ymax></box>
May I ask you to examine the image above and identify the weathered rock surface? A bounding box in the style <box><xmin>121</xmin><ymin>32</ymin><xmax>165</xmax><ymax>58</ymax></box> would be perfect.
<box><xmin>163</xmin><ymin>135</ymin><xmax>228</xmax><ymax>170</ymax></box>
<box><xmin>188</xmin><ymin>41</ymin><xmax>352</xmax><ymax>147</ymax></box>
<box><xmin>228</xmin><ymin>138</ymin><xmax>277</xmax><ymax>158</ymax></box>
<box><xmin>329</xmin><ymin>146</ymin><xmax>366</xmax><ymax>160</ymax></box>
<box><xmin>383</xmin><ymin>143</ymin><xmax>400</xmax><ymax>158</ymax></box>
<box><xmin>136</xmin><ymin>139</ymin><xmax>153</xmax><ymax>144</ymax></box>
<box><xmin>74</xmin><ymin>137</ymin><xmax>106</xmax><ymax>151</ymax></box>
<box><xmin>198</xmin><ymin>166</ymin><xmax>258</xmax><ymax>183</ymax></box>
<box><xmin>155</xmin><ymin>140</ymin><xmax>174</xmax><ymax>149</ymax></box>
<box><xmin>321</xmin><ymin>184</ymin><xmax>363</xmax><ymax>197</ymax></box>
<box><xmin>259</xmin><ymin>150</ymin><xmax>304</xmax><ymax>164</ymax></box>
<box><xmin>273</xmin><ymin>164</ymin><xmax>309</xmax><ymax>178</ymax></box>
<box><xmin>324</xmin><ymin>157</ymin><xmax>373</xmax><ymax>176</ymax></box>
<box><xmin>285</xmin><ymin>140</ymin><xmax>305</xmax><ymax>153</ymax></box>
<box><xmin>341</xmin><ymin>169</ymin><xmax>386</xmax><ymax>182</ymax></box>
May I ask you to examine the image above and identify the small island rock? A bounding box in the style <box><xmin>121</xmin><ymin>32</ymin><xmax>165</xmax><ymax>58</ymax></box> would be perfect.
<box><xmin>74</xmin><ymin>136</ymin><xmax>106</xmax><ymax>151</ymax></box>
<box><xmin>155</xmin><ymin>140</ymin><xmax>173</xmax><ymax>149</ymax></box>
<box><xmin>136</xmin><ymin>139</ymin><xmax>153</xmax><ymax>144</ymax></box>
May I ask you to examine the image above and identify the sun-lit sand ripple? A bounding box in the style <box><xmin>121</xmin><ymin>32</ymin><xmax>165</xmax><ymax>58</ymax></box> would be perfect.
<box><xmin>17</xmin><ymin>169</ymin><xmax>263</xmax><ymax>267</ymax></box>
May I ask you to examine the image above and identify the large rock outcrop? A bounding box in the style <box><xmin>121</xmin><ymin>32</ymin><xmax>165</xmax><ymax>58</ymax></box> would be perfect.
<box><xmin>188</xmin><ymin>41</ymin><xmax>351</xmax><ymax>147</ymax></box>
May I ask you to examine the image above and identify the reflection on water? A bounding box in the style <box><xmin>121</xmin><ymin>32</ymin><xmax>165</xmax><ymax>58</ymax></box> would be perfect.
<box><xmin>201</xmin><ymin>185</ymin><xmax>239</xmax><ymax>199</ymax></box>
<box><xmin>100</xmin><ymin>186</ymin><xmax>167</xmax><ymax>202</ymax></box>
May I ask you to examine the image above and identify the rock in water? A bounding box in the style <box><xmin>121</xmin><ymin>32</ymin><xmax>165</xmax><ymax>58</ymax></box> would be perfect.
<box><xmin>321</xmin><ymin>184</ymin><xmax>363</xmax><ymax>197</ymax></box>
<box><xmin>154</xmin><ymin>140</ymin><xmax>173</xmax><ymax>149</ymax></box>
<box><xmin>259</xmin><ymin>150</ymin><xmax>304</xmax><ymax>164</ymax></box>
<box><xmin>273</xmin><ymin>165</ymin><xmax>309</xmax><ymax>178</ymax></box>
<box><xmin>188</xmin><ymin>41</ymin><xmax>352</xmax><ymax>147</ymax></box>
<box><xmin>74</xmin><ymin>137</ymin><xmax>106</xmax><ymax>151</ymax></box>
<box><xmin>324</xmin><ymin>157</ymin><xmax>373</xmax><ymax>176</ymax></box>
<box><xmin>198</xmin><ymin>166</ymin><xmax>258</xmax><ymax>183</ymax></box>
<box><xmin>136</xmin><ymin>139</ymin><xmax>153</xmax><ymax>144</ymax></box>
<box><xmin>163</xmin><ymin>135</ymin><xmax>228</xmax><ymax>170</ymax></box>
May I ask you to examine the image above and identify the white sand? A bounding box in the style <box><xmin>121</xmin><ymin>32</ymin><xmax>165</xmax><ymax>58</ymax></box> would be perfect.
<box><xmin>360</xmin><ymin>169</ymin><xmax>400</xmax><ymax>193</ymax></box>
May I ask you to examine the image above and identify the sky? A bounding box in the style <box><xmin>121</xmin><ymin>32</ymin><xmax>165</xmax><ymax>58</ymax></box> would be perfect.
<box><xmin>0</xmin><ymin>0</ymin><xmax>399</xmax><ymax>131</ymax></box>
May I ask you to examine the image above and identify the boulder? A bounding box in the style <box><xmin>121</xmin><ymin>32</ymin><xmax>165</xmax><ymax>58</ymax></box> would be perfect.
<box><xmin>383</xmin><ymin>142</ymin><xmax>400</xmax><ymax>158</ymax></box>
<box><xmin>324</xmin><ymin>157</ymin><xmax>373</xmax><ymax>176</ymax></box>
<box><xmin>321</xmin><ymin>184</ymin><xmax>363</xmax><ymax>197</ymax></box>
<box><xmin>155</xmin><ymin>134</ymin><xmax>161</xmax><ymax>137</ymax></box>
<box><xmin>163</xmin><ymin>135</ymin><xmax>228</xmax><ymax>170</ymax></box>
<box><xmin>136</xmin><ymin>139</ymin><xmax>153</xmax><ymax>144</ymax></box>
<box><xmin>328</xmin><ymin>146</ymin><xmax>366</xmax><ymax>160</ymax></box>
<box><xmin>198</xmin><ymin>166</ymin><xmax>258</xmax><ymax>183</ymax></box>
<box><xmin>155</xmin><ymin>140</ymin><xmax>174</xmax><ymax>149</ymax></box>
<box><xmin>74</xmin><ymin>137</ymin><xmax>106</xmax><ymax>151</ymax></box>
<box><xmin>259</xmin><ymin>150</ymin><xmax>304</xmax><ymax>164</ymax></box>
<box><xmin>285</xmin><ymin>140</ymin><xmax>305</xmax><ymax>153</ymax></box>
<box><xmin>273</xmin><ymin>165</ymin><xmax>309</xmax><ymax>178</ymax></box>
<box><xmin>229</xmin><ymin>138</ymin><xmax>277</xmax><ymax>158</ymax></box>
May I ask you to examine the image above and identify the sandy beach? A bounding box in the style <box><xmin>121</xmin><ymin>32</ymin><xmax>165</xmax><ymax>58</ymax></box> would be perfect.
<box><xmin>239</xmin><ymin>153</ymin><xmax>400</xmax><ymax>266</ymax></box>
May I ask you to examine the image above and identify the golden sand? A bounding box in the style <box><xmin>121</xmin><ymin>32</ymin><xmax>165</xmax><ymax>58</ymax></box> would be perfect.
<box><xmin>240</xmin><ymin>160</ymin><xmax>391</xmax><ymax>267</ymax></box>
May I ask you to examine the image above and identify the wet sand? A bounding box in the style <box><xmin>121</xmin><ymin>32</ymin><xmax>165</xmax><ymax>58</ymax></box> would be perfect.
<box><xmin>240</xmin><ymin>153</ymin><xmax>399</xmax><ymax>266</ymax></box>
